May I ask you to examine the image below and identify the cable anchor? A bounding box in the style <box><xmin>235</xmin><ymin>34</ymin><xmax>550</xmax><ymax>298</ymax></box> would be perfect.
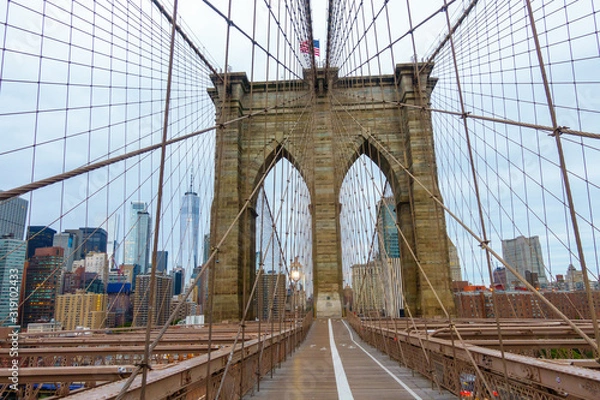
<box><xmin>134</xmin><ymin>362</ymin><xmax>153</xmax><ymax>371</ymax></box>
<box><xmin>549</xmin><ymin>126</ymin><xmax>568</xmax><ymax>137</ymax></box>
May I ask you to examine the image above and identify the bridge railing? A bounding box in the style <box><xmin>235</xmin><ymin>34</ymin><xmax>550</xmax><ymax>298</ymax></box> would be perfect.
<box><xmin>347</xmin><ymin>313</ymin><xmax>600</xmax><ymax>400</ymax></box>
<box><xmin>65</xmin><ymin>314</ymin><xmax>311</xmax><ymax>399</ymax></box>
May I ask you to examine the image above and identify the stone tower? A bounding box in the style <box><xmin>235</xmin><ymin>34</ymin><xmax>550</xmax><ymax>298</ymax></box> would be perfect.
<box><xmin>207</xmin><ymin>64</ymin><xmax>455</xmax><ymax>321</ymax></box>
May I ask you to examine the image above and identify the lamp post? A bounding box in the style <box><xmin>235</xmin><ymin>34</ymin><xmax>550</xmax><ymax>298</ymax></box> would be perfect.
<box><xmin>290</xmin><ymin>264</ymin><xmax>301</xmax><ymax>348</ymax></box>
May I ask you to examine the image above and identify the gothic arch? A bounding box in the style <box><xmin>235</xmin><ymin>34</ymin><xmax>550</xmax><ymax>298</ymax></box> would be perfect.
<box><xmin>249</xmin><ymin>141</ymin><xmax>312</xmax><ymax>204</ymax></box>
<box><xmin>338</xmin><ymin>134</ymin><xmax>403</xmax><ymax>203</ymax></box>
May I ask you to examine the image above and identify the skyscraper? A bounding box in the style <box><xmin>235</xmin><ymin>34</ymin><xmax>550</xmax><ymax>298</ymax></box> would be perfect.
<box><xmin>22</xmin><ymin>247</ymin><xmax>63</xmax><ymax>326</ymax></box>
<box><xmin>502</xmin><ymin>235</ymin><xmax>548</xmax><ymax>288</ymax></box>
<box><xmin>0</xmin><ymin>237</ymin><xmax>26</xmax><ymax>326</ymax></box>
<box><xmin>124</xmin><ymin>202</ymin><xmax>151</xmax><ymax>273</ymax></box>
<box><xmin>133</xmin><ymin>274</ymin><xmax>173</xmax><ymax>327</ymax></box>
<box><xmin>53</xmin><ymin>231</ymin><xmax>78</xmax><ymax>271</ymax></box>
<box><xmin>255</xmin><ymin>271</ymin><xmax>286</xmax><ymax>321</ymax></box>
<box><xmin>376</xmin><ymin>197</ymin><xmax>400</xmax><ymax>258</ymax></box>
<box><xmin>203</xmin><ymin>234</ymin><xmax>211</xmax><ymax>262</ymax></box>
<box><xmin>492</xmin><ymin>267</ymin><xmax>507</xmax><ymax>289</ymax></box>
<box><xmin>180</xmin><ymin>175</ymin><xmax>200</xmax><ymax>280</ymax></box>
<box><xmin>156</xmin><ymin>250</ymin><xmax>168</xmax><ymax>274</ymax></box>
<box><xmin>0</xmin><ymin>192</ymin><xmax>28</xmax><ymax>240</ymax></box>
<box><xmin>375</xmin><ymin>197</ymin><xmax>403</xmax><ymax>317</ymax></box>
<box><xmin>26</xmin><ymin>226</ymin><xmax>57</xmax><ymax>260</ymax></box>
<box><xmin>67</xmin><ymin>227</ymin><xmax>108</xmax><ymax>260</ymax></box>
<box><xmin>448</xmin><ymin>239</ymin><xmax>462</xmax><ymax>281</ymax></box>
<box><xmin>79</xmin><ymin>227</ymin><xmax>108</xmax><ymax>256</ymax></box>
<box><xmin>171</xmin><ymin>266</ymin><xmax>185</xmax><ymax>296</ymax></box>
<box><xmin>106</xmin><ymin>281</ymin><xmax>132</xmax><ymax>328</ymax></box>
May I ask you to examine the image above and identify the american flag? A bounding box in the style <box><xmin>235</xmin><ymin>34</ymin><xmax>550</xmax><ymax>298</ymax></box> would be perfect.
<box><xmin>300</xmin><ymin>39</ymin><xmax>320</xmax><ymax>57</ymax></box>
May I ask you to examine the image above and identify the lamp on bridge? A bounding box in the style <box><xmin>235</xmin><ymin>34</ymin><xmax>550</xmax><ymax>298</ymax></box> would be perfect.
<box><xmin>290</xmin><ymin>265</ymin><xmax>301</xmax><ymax>285</ymax></box>
<box><xmin>290</xmin><ymin>258</ymin><xmax>302</xmax><ymax>331</ymax></box>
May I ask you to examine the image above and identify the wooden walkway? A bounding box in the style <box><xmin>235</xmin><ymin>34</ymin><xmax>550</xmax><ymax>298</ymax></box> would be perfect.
<box><xmin>243</xmin><ymin>318</ymin><xmax>456</xmax><ymax>400</ymax></box>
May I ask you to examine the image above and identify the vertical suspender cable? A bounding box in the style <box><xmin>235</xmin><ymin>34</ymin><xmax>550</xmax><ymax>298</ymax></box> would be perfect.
<box><xmin>141</xmin><ymin>0</ymin><xmax>179</xmax><ymax>397</ymax></box>
<box><xmin>117</xmin><ymin>1</ymin><xmax>179</xmax><ymax>399</ymax></box>
<box><xmin>434</xmin><ymin>0</ymin><xmax>512</xmax><ymax>390</ymax></box>
<box><xmin>523</xmin><ymin>0</ymin><xmax>600</xmax><ymax>359</ymax></box>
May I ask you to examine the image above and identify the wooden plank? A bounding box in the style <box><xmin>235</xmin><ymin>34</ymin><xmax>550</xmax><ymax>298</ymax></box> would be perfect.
<box><xmin>242</xmin><ymin>319</ymin><xmax>456</xmax><ymax>400</ymax></box>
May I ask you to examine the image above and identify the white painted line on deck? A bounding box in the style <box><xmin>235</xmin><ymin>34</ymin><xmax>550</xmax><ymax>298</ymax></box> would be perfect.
<box><xmin>342</xmin><ymin>320</ymin><xmax>423</xmax><ymax>400</ymax></box>
<box><xmin>329</xmin><ymin>318</ymin><xmax>354</xmax><ymax>400</ymax></box>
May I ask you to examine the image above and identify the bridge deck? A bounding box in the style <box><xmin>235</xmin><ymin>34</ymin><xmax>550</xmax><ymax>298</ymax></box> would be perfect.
<box><xmin>243</xmin><ymin>318</ymin><xmax>456</xmax><ymax>400</ymax></box>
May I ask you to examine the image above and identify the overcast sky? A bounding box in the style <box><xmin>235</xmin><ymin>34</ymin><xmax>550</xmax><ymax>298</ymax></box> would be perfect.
<box><xmin>1</xmin><ymin>0</ymin><xmax>598</xmax><ymax>286</ymax></box>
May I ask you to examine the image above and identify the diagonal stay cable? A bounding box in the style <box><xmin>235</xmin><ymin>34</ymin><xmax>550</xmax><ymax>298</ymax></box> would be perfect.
<box><xmin>354</xmin><ymin>111</ymin><xmax>600</xmax><ymax>353</ymax></box>
<box><xmin>330</xmin><ymin>88</ymin><xmax>588</xmax><ymax>396</ymax></box>
<box><xmin>331</xmin><ymin>81</ymin><xmax>600</xmax><ymax>351</ymax></box>
<box><xmin>0</xmin><ymin>93</ymin><xmax>309</xmax><ymax>202</ymax></box>
<box><xmin>336</xmin><ymin>90</ymin><xmax>600</xmax><ymax>140</ymax></box>
<box><xmin>114</xmin><ymin>96</ymin><xmax>313</xmax><ymax>398</ymax></box>
<box><xmin>150</xmin><ymin>0</ymin><xmax>222</xmax><ymax>81</ymax></box>
<box><xmin>201</xmin><ymin>0</ymin><xmax>302</xmax><ymax>79</ymax></box>
<box><xmin>140</xmin><ymin>0</ymin><xmax>179</xmax><ymax>398</ymax></box>
<box><xmin>438</xmin><ymin>0</ymin><xmax>508</xmax><ymax>393</ymax></box>
<box><xmin>523</xmin><ymin>0</ymin><xmax>600</xmax><ymax>359</ymax></box>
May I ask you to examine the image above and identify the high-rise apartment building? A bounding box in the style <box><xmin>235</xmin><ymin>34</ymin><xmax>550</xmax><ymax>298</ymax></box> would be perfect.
<box><xmin>106</xmin><ymin>284</ymin><xmax>132</xmax><ymax>328</ymax></box>
<box><xmin>82</xmin><ymin>252</ymin><xmax>108</xmax><ymax>289</ymax></box>
<box><xmin>180</xmin><ymin>176</ymin><xmax>200</xmax><ymax>279</ymax></box>
<box><xmin>132</xmin><ymin>274</ymin><xmax>173</xmax><ymax>327</ymax></box>
<box><xmin>352</xmin><ymin>261</ymin><xmax>385</xmax><ymax>315</ymax></box>
<box><xmin>124</xmin><ymin>202</ymin><xmax>151</xmax><ymax>273</ymax></box>
<box><xmin>26</xmin><ymin>226</ymin><xmax>57</xmax><ymax>260</ymax></box>
<box><xmin>0</xmin><ymin>238</ymin><xmax>26</xmax><ymax>326</ymax></box>
<box><xmin>256</xmin><ymin>272</ymin><xmax>286</xmax><ymax>321</ymax></box>
<box><xmin>62</xmin><ymin>266</ymin><xmax>104</xmax><ymax>294</ymax></box>
<box><xmin>454</xmin><ymin>290</ymin><xmax>600</xmax><ymax>320</ymax></box>
<box><xmin>54</xmin><ymin>290</ymin><xmax>107</xmax><ymax>330</ymax></box>
<box><xmin>170</xmin><ymin>295</ymin><xmax>198</xmax><ymax>322</ymax></box>
<box><xmin>22</xmin><ymin>247</ymin><xmax>63</xmax><ymax>326</ymax></box>
<box><xmin>0</xmin><ymin>193</ymin><xmax>28</xmax><ymax>240</ymax></box>
<box><xmin>502</xmin><ymin>235</ymin><xmax>548</xmax><ymax>288</ymax></box>
<box><xmin>380</xmin><ymin>258</ymin><xmax>403</xmax><ymax>317</ymax></box>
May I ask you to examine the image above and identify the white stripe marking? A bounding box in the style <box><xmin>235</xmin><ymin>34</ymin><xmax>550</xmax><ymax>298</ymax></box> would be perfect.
<box><xmin>342</xmin><ymin>320</ymin><xmax>423</xmax><ymax>400</ymax></box>
<box><xmin>329</xmin><ymin>318</ymin><xmax>354</xmax><ymax>399</ymax></box>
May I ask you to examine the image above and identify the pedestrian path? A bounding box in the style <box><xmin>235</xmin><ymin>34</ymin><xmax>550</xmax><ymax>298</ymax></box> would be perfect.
<box><xmin>243</xmin><ymin>318</ymin><xmax>456</xmax><ymax>400</ymax></box>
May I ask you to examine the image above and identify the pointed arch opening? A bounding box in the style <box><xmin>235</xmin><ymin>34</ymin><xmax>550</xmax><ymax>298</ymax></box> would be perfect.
<box><xmin>339</xmin><ymin>154</ymin><xmax>404</xmax><ymax>318</ymax></box>
<box><xmin>254</xmin><ymin>157</ymin><xmax>313</xmax><ymax>320</ymax></box>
